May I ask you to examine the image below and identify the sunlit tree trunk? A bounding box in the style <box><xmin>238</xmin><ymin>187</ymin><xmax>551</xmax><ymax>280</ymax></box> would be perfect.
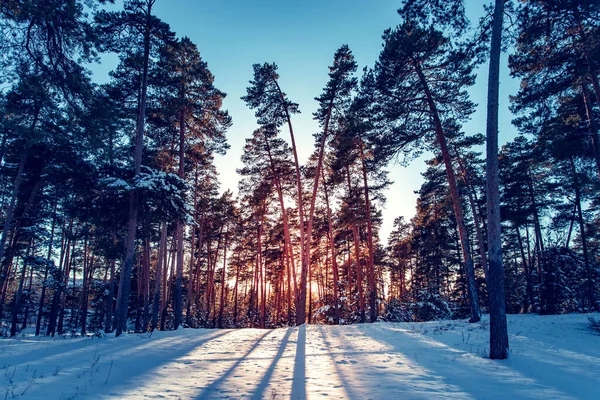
<box><xmin>359</xmin><ymin>141</ymin><xmax>377</xmax><ymax>323</ymax></box>
<box><xmin>272</xmin><ymin>78</ymin><xmax>307</xmax><ymax>326</ymax></box>
<box><xmin>151</xmin><ymin>222</ymin><xmax>167</xmax><ymax>331</ymax></box>
<box><xmin>322</xmin><ymin>168</ymin><xmax>340</xmax><ymax>324</ymax></box>
<box><xmin>218</xmin><ymin>232</ymin><xmax>228</xmax><ymax>328</ymax></box>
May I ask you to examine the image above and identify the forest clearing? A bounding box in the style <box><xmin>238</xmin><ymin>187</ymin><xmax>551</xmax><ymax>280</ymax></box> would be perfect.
<box><xmin>2</xmin><ymin>313</ymin><xmax>599</xmax><ymax>399</ymax></box>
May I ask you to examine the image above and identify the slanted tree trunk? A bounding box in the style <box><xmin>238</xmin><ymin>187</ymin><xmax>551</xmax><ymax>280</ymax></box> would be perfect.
<box><xmin>303</xmin><ymin>100</ymin><xmax>335</xmax><ymax>325</ymax></box>
<box><xmin>264</xmin><ymin>133</ymin><xmax>298</xmax><ymax>308</ymax></box>
<box><xmin>455</xmin><ymin>153</ymin><xmax>488</xmax><ymax>278</ymax></box>
<box><xmin>272</xmin><ymin>77</ymin><xmax>307</xmax><ymax>326</ymax></box>
<box><xmin>0</xmin><ymin>149</ymin><xmax>28</xmax><ymax>295</ymax></box>
<box><xmin>414</xmin><ymin>61</ymin><xmax>481</xmax><ymax>323</ymax></box>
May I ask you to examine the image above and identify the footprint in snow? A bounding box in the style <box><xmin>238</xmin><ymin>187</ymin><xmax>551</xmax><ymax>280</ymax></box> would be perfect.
<box><xmin>336</xmin><ymin>360</ymin><xmax>358</xmax><ymax>365</ymax></box>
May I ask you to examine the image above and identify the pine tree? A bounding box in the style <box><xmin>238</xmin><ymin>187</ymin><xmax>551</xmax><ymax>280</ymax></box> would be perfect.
<box><xmin>242</xmin><ymin>63</ymin><xmax>307</xmax><ymax>324</ymax></box>
<box><xmin>373</xmin><ymin>21</ymin><xmax>481</xmax><ymax>322</ymax></box>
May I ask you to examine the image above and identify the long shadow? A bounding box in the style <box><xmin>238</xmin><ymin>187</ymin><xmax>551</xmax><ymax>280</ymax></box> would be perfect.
<box><xmin>23</xmin><ymin>329</ymin><xmax>234</xmax><ymax>399</ymax></box>
<box><xmin>360</xmin><ymin>324</ymin><xmax>571</xmax><ymax>399</ymax></box>
<box><xmin>194</xmin><ymin>329</ymin><xmax>273</xmax><ymax>399</ymax></box>
<box><xmin>252</xmin><ymin>327</ymin><xmax>293</xmax><ymax>400</ymax></box>
<box><xmin>2</xmin><ymin>337</ymin><xmax>105</xmax><ymax>367</ymax></box>
<box><xmin>377</xmin><ymin>322</ymin><xmax>600</xmax><ymax>398</ymax></box>
<box><xmin>316</xmin><ymin>325</ymin><xmax>358</xmax><ymax>399</ymax></box>
<box><xmin>290</xmin><ymin>324</ymin><xmax>306</xmax><ymax>400</ymax></box>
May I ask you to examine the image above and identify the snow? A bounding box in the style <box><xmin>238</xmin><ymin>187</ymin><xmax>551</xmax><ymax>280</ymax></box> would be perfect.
<box><xmin>1</xmin><ymin>313</ymin><xmax>599</xmax><ymax>399</ymax></box>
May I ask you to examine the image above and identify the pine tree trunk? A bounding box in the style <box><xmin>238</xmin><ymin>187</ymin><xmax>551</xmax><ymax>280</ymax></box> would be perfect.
<box><xmin>414</xmin><ymin>61</ymin><xmax>481</xmax><ymax>323</ymax></box>
<box><xmin>232</xmin><ymin>250</ymin><xmax>241</xmax><ymax>327</ymax></box>
<box><xmin>359</xmin><ymin>141</ymin><xmax>377</xmax><ymax>323</ymax></box>
<box><xmin>580</xmin><ymin>82</ymin><xmax>600</xmax><ymax>180</ymax></box>
<box><xmin>515</xmin><ymin>226</ymin><xmax>534</xmax><ymax>313</ymax></box>
<box><xmin>486</xmin><ymin>0</ymin><xmax>509</xmax><ymax>359</ymax></box>
<box><xmin>206</xmin><ymin>226</ymin><xmax>223</xmax><ymax>324</ymax></box>
<box><xmin>151</xmin><ymin>222</ymin><xmax>167</xmax><ymax>331</ymax></box>
<box><xmin>272</xmin><ymin>78</ymin><xmax>306</xmax><ymax>326</ymax></box>
<box><xmin>570</xmin><ymin>158</ymin><xmax>596</xmax><ymax>310</ymax></box>
<box><xmin>105</xmin><ymin>257</ymin><xmax>116</xmax><ymax>333</ymax></box>
<box><xmin>47</xmin><ymin>220</ymin><xmax>70</xmax><ymax>336</ymax></box>
<box><xmin>114</xmin><ymin>0</ymin><xmax>153</xmax><ymax>337</ymax></box>
<box><xmin>186</xmin><ymin>170</ymin><xmax>198</xmax><ymax>327</ymax></box>
<box><xmin>58</xmin><ymin>236</ymin><xmax>76</xmax><ymax>335</ymax></box>
<box><xmin>258</xmin><ymin>222</ymin><xmax>266</xmax><ymax>329</ymax></box>
<box><xmin>36</xmin><ymin>206</ymin><xmax>56</xmax><ymax>335</ymax></box>
<box><xmin>302</xmin><ymin>100</ymin><xmax>335</xmax><ymax>325</ymax></box>
<box><xmin>456</xmin><ymin>154</ymin><xmax>489</xmax><ymax>278</ymax></box>
<box><xmin>10</xmin><ymin>241</ymin><xmax>31</xmax><ymax>336</ymax></box>
<box><xmin>142</xmin><ymin>239</ymin><xmax>150</xmax><ymax>331</ymax></box>
<box><xmin>218</xmin><ymin>233</ymin><xmax>228</xmax><ymax>328</ymax></box>
<box><xmin>264</xmin><ymin>134</ymin><xmax>297</xmax><ymax>312</ymax></box>
<box><xmin>174</xmin><ymin>111</ymin><xmax>186</xmax><ymax>329</ymax></box>
<box><xmin>0</xmin><ymin>149</ymin><xmax>28</xmax><ymax>294</ymax></box>
<box><xmin>322</xmin><ymin>169</ymin><xmax>340</xmax><ymax>324</ymax></box>
<box><xmin>575</xmin><ymin>12</ymin><xmax>600</xmax><ymax>113</ymax></box>
<box><xmin>79</xmin><ymin>234</ymin><xmax>89</xmax><ymax>335</ymax></box>
<box><xmin>346</xmin><ymin>166</ymin><xmax>365</xmax><ymax>322</ymax></box>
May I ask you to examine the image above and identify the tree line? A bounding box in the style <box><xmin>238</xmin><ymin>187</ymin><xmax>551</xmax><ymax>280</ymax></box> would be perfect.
<box><xmin>1</xmin><ymin>0</ymin><xmax>598</xmax><ymax>360</ymax></box>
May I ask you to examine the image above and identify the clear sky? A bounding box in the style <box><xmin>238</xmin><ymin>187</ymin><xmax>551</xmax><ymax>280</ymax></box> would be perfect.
<box><xmin>92</xmin><ymin>0</ymin><xmax>519</xmax><ymax>243</ymax></box>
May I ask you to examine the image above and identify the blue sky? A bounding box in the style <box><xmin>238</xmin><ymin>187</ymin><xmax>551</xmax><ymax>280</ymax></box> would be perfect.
<box><xmin>92</xmin><ymin>0</ymin><xmax>519</xmax><ymax>242</ymax></box>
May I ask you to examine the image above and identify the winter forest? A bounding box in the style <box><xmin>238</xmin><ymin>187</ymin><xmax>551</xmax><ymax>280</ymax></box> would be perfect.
<box><xmin>1</xmin><ymin>0</ymin><xmax>600</xmax><ymax>398</ymax></box>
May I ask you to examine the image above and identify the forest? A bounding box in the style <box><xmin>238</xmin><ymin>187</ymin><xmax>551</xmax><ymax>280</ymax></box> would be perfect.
<box><xmin>0</xmin><ymin>0</ymin><xmax>599</xmax><ymax>366</ymax></box>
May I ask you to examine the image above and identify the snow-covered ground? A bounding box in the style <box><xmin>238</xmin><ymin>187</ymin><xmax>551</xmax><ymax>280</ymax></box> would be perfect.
<box><xmin>1</xmin><ymin>313</ymin><xmax>599</xmax><ymax>399</ymax></box>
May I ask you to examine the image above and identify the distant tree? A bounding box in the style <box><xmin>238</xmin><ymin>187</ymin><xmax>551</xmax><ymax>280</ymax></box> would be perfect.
<box><xmin>305</xmin><ymin>45</ymin><xmax>358</xmax><ymax>324</ymax></box>
<box><xmin>242</xmin><ymin>63</ymin><xmax>307</xmax><ymax>324</ymax></box>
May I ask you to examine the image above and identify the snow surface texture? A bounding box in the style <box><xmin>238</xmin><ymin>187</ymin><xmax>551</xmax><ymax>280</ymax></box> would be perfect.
<box><xmin>1</xmin><ymin>313</ymin><xmax>599</xmax><ymax>399</ymax></box>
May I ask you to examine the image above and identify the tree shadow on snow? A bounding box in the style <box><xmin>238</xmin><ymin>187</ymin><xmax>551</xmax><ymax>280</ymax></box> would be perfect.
<box><xmin>359</xmin><ymin>324</ymin><xmax>574</xmax><ymax>399</ymax></box>
<box><xmin>252</xmin><ymin>327</ymin><xmax>294</xmax><ymax>400</ymax></box>
<box><xmin>194</xmin><ymin>329</ymin><xmax>274</xmax><ymax>399</ymax></box>
<box><xmin>290</xmin><ymin>324</ymin><xmax>306</xmax><ymax>400</ymax></box>
<box><xmin>22</xmin><ymin>329</ymin><xmax>234</xmax><ymax>399</ymax></box>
